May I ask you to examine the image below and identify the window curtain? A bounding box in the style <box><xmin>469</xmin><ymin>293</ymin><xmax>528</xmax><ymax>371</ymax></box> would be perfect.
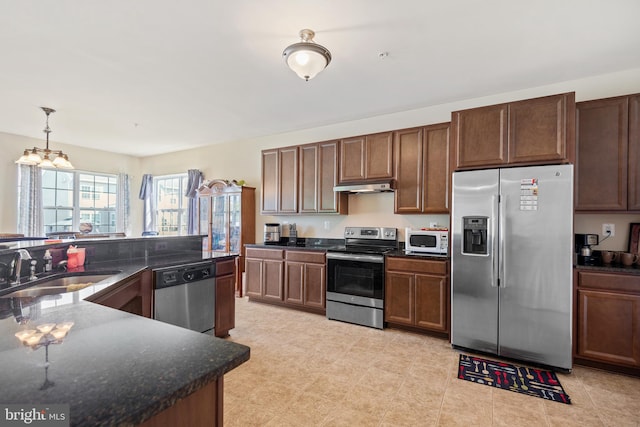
<box><xmin>138</xmin><ymin>174</ymin><xmax>156</xmax><ymax>234</ymax></box>
<box><xmin>16</xmin><ymin>165</ymin><xmax>43</xmax><ymax>237</ymax></box>
<box><xmin>117</xmin><ymin>173</ymin><xmax>131</xmax><ymax>236</ymax></box>
<box><xmin>185</xmin><ymin>169</ymin><xmax>203</xmax><ymax>235</ymax></box>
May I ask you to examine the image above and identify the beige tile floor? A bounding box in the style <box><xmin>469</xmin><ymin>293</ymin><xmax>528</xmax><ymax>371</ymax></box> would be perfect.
<box><xmin>223</xmin><ymin>298</ymin><xmax>640</xmax><ymax>426</ymax></box>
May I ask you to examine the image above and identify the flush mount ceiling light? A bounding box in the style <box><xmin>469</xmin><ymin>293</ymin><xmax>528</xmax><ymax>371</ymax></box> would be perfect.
<box><xmin>15</xmin><ymin>107</ymin><xmax>74</xmax><ymax>169</ymax></box>
<box><xmin>282</xmin><ymin>29</ymin><xmax>332</xmax><ymax>81</ymax></box>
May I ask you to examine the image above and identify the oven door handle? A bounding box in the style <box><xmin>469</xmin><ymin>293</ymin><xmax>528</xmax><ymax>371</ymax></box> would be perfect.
<box><xmin>326</xmin><ymin>252</ymin><xmax>385</xmax><ymax>263</ymax></box>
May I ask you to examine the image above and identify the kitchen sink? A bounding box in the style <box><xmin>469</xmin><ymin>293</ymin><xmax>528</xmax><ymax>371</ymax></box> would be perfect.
<box><xmin>0</xmin><ymin>272</ymin><xmax>120</xmax><ymax>299</ymax></box>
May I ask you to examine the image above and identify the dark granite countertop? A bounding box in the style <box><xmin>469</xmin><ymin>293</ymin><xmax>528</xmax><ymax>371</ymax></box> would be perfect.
<box><xmin>0</xmin><ymin>251</ymin><xmax>249</xmax><ymax>426</ymax></box>
<box><xmin>575</xmin><ymin>263</ymin><xmax>640</xmax><ymax>276</ymax></box>
<box><xmin>246</xmin><ymin>237</ymin><xmax>345</xmax><ymax>251</ymax></box>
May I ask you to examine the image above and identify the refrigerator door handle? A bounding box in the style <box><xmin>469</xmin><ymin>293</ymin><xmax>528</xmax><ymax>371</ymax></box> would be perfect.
<box><xmin>491</xmin><ymin>194</ymin><xmax>499</xmax><ymax>288</ymax></box>
<box><xmin>498</xmin><ymin>194</ymin><xmax>506</xmax><ymax>288</ymax></box>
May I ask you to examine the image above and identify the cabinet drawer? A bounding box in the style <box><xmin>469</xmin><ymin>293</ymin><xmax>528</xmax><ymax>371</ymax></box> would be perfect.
<box><xmin>285</xmin><ymin>250</ymin><xmax>325</xmax><ymax>263</ymax></box>
<box><xmin>215</xmin><ymin>259</ymin><xmax>235</xmax><ymax>276</ymax></box>
<box><xmin>246</xmin><ymin>248</ymin><xmax>284</xmax><ymax>260</ymax></box>
<box><xmin>386</xmin><ymin>257</ymin><xmax>448</xmax><ymax>275</ymax></box>
<box><xmin>578</xmin><ymin>271</ymin><xmax>640</xmax><ymax>293</ymax></box>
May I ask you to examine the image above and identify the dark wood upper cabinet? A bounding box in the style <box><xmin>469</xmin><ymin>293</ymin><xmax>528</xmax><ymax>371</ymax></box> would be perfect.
<box><xmin>627</xmin><ymin>94</ymin><xmax>640</xmax><ymax>210</ymax></box>
<box><xmin>278</xmin><ymin>147</ymin><xmax>298</xmax><ymax>213</ymax></box>
<box><xmin>261</xmin><ymin>149</ymin><xmax>278</xmax><ymax>214</ymax></box>
<box><xmin>260</xmin><ymin>147</ymin><xmax>298</xmax><ymax>214</ymax></box>
<box><xmin>452</xmin><ymin>103</ymin><xmax>508</xmax><ymax>169</ymax></box>
<box><xmin>299</xmin><ymin>143</ymin><xmax>319</xmax><ymax>213</ymax></box>
<box><xmin>509</xmin><ymin>94</ymin><xmax>573</xmax><ymax>163</ymax></box>
<box><xmin>299</xmin><ymin>140</ymin><xmax>347</xmax><ymax>214</ymax></box>
<box><xmin>339</xmin><ymin>132</ymin><xmax>393</xmax><ymax>183</ymax></box>
<box><xmin>339</xmin><ymin>136</ymin><xmax>366</xmax><ymax>182</ymax></box>
<box><xmin>263</xmin><ymin>141</ymin><xmax>346</xmax><ymax>215</ymax></box>
<box><xmin>575</xmin><ymin>93</ymin><xmax>640</xmax><ymax>212</ymax></box>
<box><xmin>394</xmin><ymin>123</ymin><xmax>450</xmax><ymax>214</ymax></box>
<box><xmin>451</xmin><ymin>92</ymin><xmax>575</xmax><ymax>170</ymax></box>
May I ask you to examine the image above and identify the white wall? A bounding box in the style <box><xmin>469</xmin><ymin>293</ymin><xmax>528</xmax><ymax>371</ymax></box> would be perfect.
<box><xmin>0</xmin><ymin>132</ymin><xmax>141</xmax><ymax>234</ymax></box>
<box><xmin>3</xmin><ymin>68</ymin><xmax>640</xmax><ymax>242</ymax></box>
<box><xmin>139</xmin><ymin>68</ymin><xmax>640</xmax><ymax>244</ymax></box>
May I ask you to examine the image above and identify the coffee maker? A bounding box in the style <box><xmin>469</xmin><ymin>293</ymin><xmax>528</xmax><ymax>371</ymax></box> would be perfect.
<box><xmin>264</xmin><ymin>223</ymin><xmax>281</xmax><ymax>244</ymax></box>
<box><xmin>575</xmin><ymin>233</ymin><xmax>600</xmax><ymax>265</ymax></box>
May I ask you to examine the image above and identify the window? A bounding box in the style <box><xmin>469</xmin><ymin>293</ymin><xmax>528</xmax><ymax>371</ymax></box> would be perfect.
<box><xmin>154</xmin><ymin>174</ymin><xmax>189</xmax><ymax>236</ymax></box>
<box><xmin>42</xmin><ymin>170</ymin><xmax>119</xmax><ymax>235</ymax></box>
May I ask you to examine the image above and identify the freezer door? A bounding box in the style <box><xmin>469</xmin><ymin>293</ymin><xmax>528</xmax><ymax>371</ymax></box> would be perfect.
<box><xmin>498</xmin><ymin>165</ymin><xmax>573</xmax><ymax>370</ymax></box>
<box><xmin>451</xmin><ymin>169</ymin><xmax>500</xmax><ymax>354</ymax></box>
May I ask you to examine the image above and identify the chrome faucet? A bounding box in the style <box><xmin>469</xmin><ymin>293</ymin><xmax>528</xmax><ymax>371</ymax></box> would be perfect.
<box><xmin>8</xmin><ymin>249</ymin><xmax>32</xmax><ymax>286</ymax></box>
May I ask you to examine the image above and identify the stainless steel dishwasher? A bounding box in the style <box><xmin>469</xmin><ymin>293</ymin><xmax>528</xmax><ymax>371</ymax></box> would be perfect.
<box><xmin>154</xmin><ymin>261</ymin><xmax>215</xmax><ymax>333</ymax></box>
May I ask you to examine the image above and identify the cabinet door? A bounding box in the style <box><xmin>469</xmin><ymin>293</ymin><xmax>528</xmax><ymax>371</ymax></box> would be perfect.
<box><xmin>261</xmin><ymin>150</ymin><xmax>279</xmax><ymax>214</ymax></box>
<box><xmin>453</xmin><ymin>104</ymin><xmax>508</xmax><ymax>169</ymax></box>
<box><xmin>284</xmin><ymin>261</ymin><xmax>304</xmax><ymax>305</ymax></box>
<box><xmin>299</xmin><ymin>144</ymin><xmax>318</xmax><ymax>213</ymax></box>
<box><xmin>366</xmin><ymin>132</ymin><xmax>394</xmax><ymax>179</ymax></box>
<box><xmin>577</xmin><ymin>289</ymin><xmax>640</xmax><ymax>367</ymax></box>
<box><xmin>415</xmin><ymin>274</ymin><xmax>449</xmax><ymax>332</ymax></box>
<box><xmin>340</xmin><ymin>136</ymin><xmax>366</xmax><ymax>182</ymax></box>
<box><xmin>279</xmin><ymin>147</ymin><xmax>298</xmax><ymax>213</ymax></box>
<box><xmin>88</xmin><ymin>270</ymin><xmax>153</xmax><ymax>318</ymax></box>
<box><xmin>423</xmin><ymin>123</ymin><xmax>450</xmax><ymax>213</ymax></box>
<box><xmin>214</xmin><ymin>273</ymin><xmax>235</xmax><ymax>338</ymax></box>
<box><xmin>576</xmin><ymin>96</ymin><xmax>629</xmax><ymax>210</ymax></box>
<box><xmin>508</xmin><ymin>93</ymin><xmax>571</xmax><ymax>164</ymax></box>
<box><xmin>394</xmin><ymin>128</ymin><xmax>423</xmax><ymax>213</ymax></box>
<box><xmin>245</xmin><ymin>258</ymin><xmax>263</xmax><ymax>298</ymax></box>
<box><xmin>318</xmin><ymin>140</ymin><xmax>346</xmax><ymax>213</ymax></box>
<box><xmin>197</xmin><ymin>196</ymin><xmax>210</xmax><ymax>237</ymax></box>
<box><xmin>228</xmin><ymin>194</ymin><xmax>241</xmax><ymax>254</ymax></box>
<box><xmin>210</xmin><ymin>195</ymin><xmax>228</xmax><ymax>251</ymax></box>
<box><xmin>263</xmin><ymin>260</ymin><xmax>284</xmax><ymax>301</ymax></box>
<box><xmin>628</xmin><ymin>95</ymin><xmax>640</xmax><ymax>210</ymax></box>
<box><xmin>304</xmin><ymin>263</ymin><xmax>325</xmax><ymax>309</ymax></box>
<box><xmin>385</xmin><ymin>271</ymin><xmax>414</xmax><ymax>326</ymax></box>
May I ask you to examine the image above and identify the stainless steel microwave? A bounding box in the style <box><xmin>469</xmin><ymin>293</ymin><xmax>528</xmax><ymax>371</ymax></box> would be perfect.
<box><xmin>404</xmin><ymin>227</ymin><xmax>448</xmax><ymax>254</ymax></box>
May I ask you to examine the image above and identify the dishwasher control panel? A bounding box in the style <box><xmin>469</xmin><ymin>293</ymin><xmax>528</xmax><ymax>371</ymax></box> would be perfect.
<box><xmin>154</xmin><ymin>262</ymin><xmax>215</xmax><ymax>290</ymax></box>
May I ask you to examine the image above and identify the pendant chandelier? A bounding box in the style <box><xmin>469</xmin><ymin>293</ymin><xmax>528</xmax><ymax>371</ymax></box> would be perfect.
<box><xmin>282</xmin><ymin>29</ymin><xmax>332</xmax><ymax>81</ymax></box>
<box><xmin>15</xmin><ymin>107</ymin><xmax>74</xmax><ymax>169</ymax></box>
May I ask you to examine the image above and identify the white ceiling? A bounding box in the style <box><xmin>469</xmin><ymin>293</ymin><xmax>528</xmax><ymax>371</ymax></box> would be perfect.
<box><xmin>1</xmin><ymin>0</ymin><xmax>639</xmax><ymax>157</ymax></box>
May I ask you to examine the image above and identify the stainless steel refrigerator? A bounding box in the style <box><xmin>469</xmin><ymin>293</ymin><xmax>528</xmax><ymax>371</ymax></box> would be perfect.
<box><xmin>451</xmin><ymin>164</ymin><xmax>573</xmax><ymax>370</ymax></box>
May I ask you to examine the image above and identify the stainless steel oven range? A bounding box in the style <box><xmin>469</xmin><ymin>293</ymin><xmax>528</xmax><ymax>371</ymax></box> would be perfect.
<box><xmin>326</xmin><ymin>227</ymin><xmax>398</xmax><ymax>329</ymax></box>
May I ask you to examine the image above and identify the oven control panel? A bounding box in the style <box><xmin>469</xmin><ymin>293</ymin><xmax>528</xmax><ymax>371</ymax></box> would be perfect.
<box><xmin>344</xmin><ymin>227</ymin><xmax>397</xmax><ymax>240</ymax></box>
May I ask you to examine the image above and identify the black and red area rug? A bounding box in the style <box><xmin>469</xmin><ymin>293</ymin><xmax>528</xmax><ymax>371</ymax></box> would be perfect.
<box><xmin>458</xmin><ymin>354</ymin><xmax>571</xmax><ymax>404</ymax></box>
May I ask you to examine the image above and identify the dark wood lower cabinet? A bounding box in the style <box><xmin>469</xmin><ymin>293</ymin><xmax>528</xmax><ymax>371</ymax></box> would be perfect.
<box><xmin>245</xmin><ymin>247</ymin><xmax>326</xmax><ymax>314</ymax></box>
<box><xmin>86</xmin><ymin>270</ymin><xmax>153</xmax><ymax>318</ymax></box>
<box><xmin>140</xmin><ymin>377</ymin><xmax>223</xmax><ymax>427</ymax></box>
<box><xmin>245</xmin><ymin>248</ymin><xmax>285</xmax><ymax>302</ymax></box>
<box><xmin>385</xmin><ymin>257</ymin><xmax>449</xmax><ymax>337</ymax></box>
<box><xmin>284</xmin><ymin>250</ymin><xmax>326</xmax><ymax>313</ymax></box>
<box><xmin>575</xmin><ymin>270</ymin><xmax>640</xmax><ymax>376</ymax></box>
<box><xmin>214</xmin><ymin>259</ymin><xmax>236</xmax><ymax>338</ymax></box>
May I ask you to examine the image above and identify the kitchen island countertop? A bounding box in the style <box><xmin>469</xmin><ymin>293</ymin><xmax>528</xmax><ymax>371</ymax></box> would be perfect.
<box><xmin>0</xmin><ymin>252</ymin><xmax>249</xmax><ymax>426</ymax></box>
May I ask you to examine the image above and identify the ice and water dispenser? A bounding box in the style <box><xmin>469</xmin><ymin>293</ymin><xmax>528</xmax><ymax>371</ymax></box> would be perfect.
<box><xmin>462</xmin><ymin>217</ymin><xmax>488</xmax><ymax>255</ymax></box>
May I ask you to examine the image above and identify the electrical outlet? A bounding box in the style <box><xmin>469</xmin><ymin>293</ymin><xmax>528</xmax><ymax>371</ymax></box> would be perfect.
<box><xmin>602</xmin><ymin>223</ymin><xmax>615</xmax><ymax>237</ymax></box>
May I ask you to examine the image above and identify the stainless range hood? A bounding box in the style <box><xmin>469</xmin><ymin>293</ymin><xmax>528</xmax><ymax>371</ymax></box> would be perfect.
<box><xmin>333</xmin><ymin>180</ymin><xmax>396</xmax><ymax>193</ymax></box>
